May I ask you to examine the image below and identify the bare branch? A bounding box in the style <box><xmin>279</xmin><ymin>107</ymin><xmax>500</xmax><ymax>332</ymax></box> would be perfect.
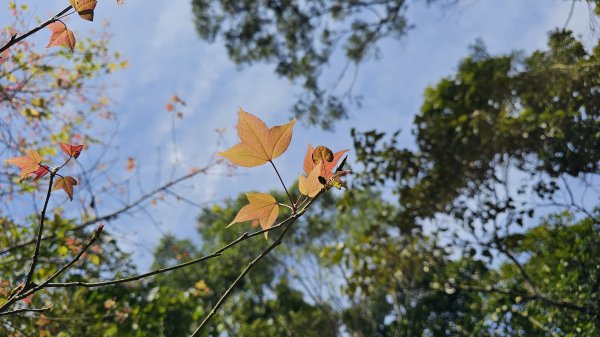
<box><xmin>44</xmin><ymin>213</ymin><xmax>298</xmax><ymax>288</ymax></box>
<box><xmin>0</xmin><ymin>304</ymin><xmax>52</xmax><ymax>317</ymax></box>
<box><xmin>0</xmin><ymin>167</ymin><xmax>209</xmax><ymax>256</ymax></box>
<box><xmin>0</xmin><ymin>225</ymin><xmax>104</xmax><ymax>314</ymax></box>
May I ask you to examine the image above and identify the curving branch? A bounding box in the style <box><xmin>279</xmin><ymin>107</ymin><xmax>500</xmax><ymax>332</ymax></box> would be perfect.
<box><xmin>190</xmin><ymin>187</ymin><xmax>326</xmax><ymax>335</ymax></box>
<box><xmin>44</xmin><ymin>212</ymin><xmax>297</xmax><ymax>289</ymax></box>
<box><xmin>0</xmin><ymin>224</ymin><xmax>104</xmax><ymax>315</ymax></box>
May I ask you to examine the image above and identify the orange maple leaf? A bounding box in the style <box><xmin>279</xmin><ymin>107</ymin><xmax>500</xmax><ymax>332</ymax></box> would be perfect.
<box><xmin>52</xmin><ymin>176</ymin><xmax>78</xmax><ymax>201</ymax></box>
<box><xmin>69</xmin><ymin>0</ymin><xmax>97</xmax><ymax>21</ymax></box>
<box><xmin>299</xmin><ymin>162</ymin><xmax>324</xmax><ymax>198</ymax></box>
<box><xmin>303</xmin><ymin>145</ymin><xmax>348</xmax><ymax>180</ymax></box>
<box><xmin>5</xmin><ymin>149</ymin><xmax>44</xmax><ymax>181</ymax></box>
<box><xmin>217</xmin><ymin>108</ymin><xmax>296</xmax><ymax>167</ymax></box>
<box><xmin>59</xmin><ymin>143</ymin><xmax>84</xmax><ymax>159</ymax></box>
<box><xmin>46</xmin><ymin>22</ymin><xmax>76</xmax><ymax>52</ymax></box>
<box><xmin>227</xmin><ymin>192</ymin><xmax>279</xmax><ymax>239</ymax></box>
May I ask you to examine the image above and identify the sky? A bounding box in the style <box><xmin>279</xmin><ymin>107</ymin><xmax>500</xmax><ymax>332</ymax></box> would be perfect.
<box><xmin>3</xmin><ymin>0</ymin><xmax>596</xmax><ymax>270</ymax></box>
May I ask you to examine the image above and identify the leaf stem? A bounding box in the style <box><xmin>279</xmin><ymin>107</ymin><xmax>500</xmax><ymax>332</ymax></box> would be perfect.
<box><xmin>269</xmin><ymin>160</ymin><xmax>295</xmax><ymax>211</ymax></box>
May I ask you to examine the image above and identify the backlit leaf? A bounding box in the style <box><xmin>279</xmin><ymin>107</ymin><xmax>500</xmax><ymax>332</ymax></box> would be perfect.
<box><xmin>59</xmin><ymin>142</ymin><xmax>84</xmax><ymax>158</ymax></box>
<box><xmin>52</xmin><ymin>176</ymin><xmax>77</xmax><ymax>201</ymax></box>
<box><xmin>69</xmin><ymin>0</ymin><xmax>97</xmax><ymax>21</ymax></box>
<box><xmin>227</xmin><ymin>192</ymin><xmax>279</xmax><ymax>239</ymax></box>
<box><xmin>218</xmin><ymin>109</ymin><xmax>296</xmax><ymax>167</ymax></box>
<box><xmin>299</xmin><ymin>162</ymin><xmax>324</xmax><ymax>198</ymax></box>
<box><xmin>5</xmin><ymin>149</ymin><xmax>44</xmax><ymax>181</ymax></box>
<box><xmin>46</xmin><ymin>22</ymin><xmax>76</xmax><ymax>52</ymax></box>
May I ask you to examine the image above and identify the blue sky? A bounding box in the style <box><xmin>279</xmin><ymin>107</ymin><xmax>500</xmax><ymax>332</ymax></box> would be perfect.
<box><xmin>3</xmin><ymin>0</ymin><xmax>596</xmax><ymax>269</ymax></box>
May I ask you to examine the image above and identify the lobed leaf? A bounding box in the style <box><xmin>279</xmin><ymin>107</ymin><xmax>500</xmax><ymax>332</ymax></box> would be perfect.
<box><xmin>228</xmin><ymin>192</ymin><xmax>279</xmax><ymax>239</ymax></box>
<box><xmin>46</xmin><ymin>22</ymin><xmax>76</xmax><ymax>52</ymax></box>
<box><xmin>52</xmin><ymin>176</ymin><xmax>78</xmax><ymax>201</ymax></box>
<box><xmin>218</xmin><ymin>109</ymin><xmax>296</xmax><ymax>167</ymax></box>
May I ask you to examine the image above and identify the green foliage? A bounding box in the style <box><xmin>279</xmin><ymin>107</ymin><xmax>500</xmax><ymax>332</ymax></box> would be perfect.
<box><xmin>353</xmin><ymin>29</ymin><xmax>600</xmax><ymax>232</ymax></box>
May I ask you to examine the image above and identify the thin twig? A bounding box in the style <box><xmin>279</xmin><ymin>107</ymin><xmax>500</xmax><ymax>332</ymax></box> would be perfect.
<box><xmin>23</xmin><ymin>171</ymin><xmax>56</xmax><ymax>288</ymax></box>
<box><xmin>190</xmin><ymin>216</ymin><xmax>295</xmax><ymax>336</ymax></box>
<box><xmin>0</xmin><ymin>167</ymin><xmax>209</xmax><ymax>256</ymax></box>
<box><xmin>0</xmin><ymin>6</ymin><xmax>72</xmax><ymax>54</ymax></box>
<box><xmin>0</xmin><ymin>225</ymin><xmax>103</xmax><ymax>314</ymax></box>
<box><xmin>0</xmin><ymin>305</ymin><xmax>52</xmax><ymax>317</ymax></box>
<box><xmin>189</xmin><ymin>193</ymin><xmax>321</xmax><ymax>335</ymax></box>
<box><xmin>44</xmin><ymin>213</ymin><xmax>298</xmax><ymax>288</ymax></box>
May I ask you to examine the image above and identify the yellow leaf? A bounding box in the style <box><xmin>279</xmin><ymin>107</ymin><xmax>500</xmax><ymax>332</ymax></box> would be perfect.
<box><xmin>228</xmin><ymin>192</ymin><xmax>279</xmax><ymax>239</ymax></box>
<box><xmin>299</xmin><ymin>162</ymin><xmax>324</xmax><ymax>198</ymax></box>
<box><xmin>218</xmin><ymin>108</ymin><xmax>295</xmax><ymax>167</ymax></box>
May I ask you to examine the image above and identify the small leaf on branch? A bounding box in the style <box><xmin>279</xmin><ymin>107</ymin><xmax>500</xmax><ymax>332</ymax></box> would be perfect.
<box><xmin>59</xmin><ymin>142</ymin><xmax>84</xmax><ymax>159</ymax></box>
<box><xmin>217</xmin><ymin>108</ymin><xmax>296</xmax><ymax>167</ymax></box>
<box><xmin>299</xmin><ymin>163</ymin><xmax>324</xmax><ymax>198</ymax></box>
<box><xmin>228</xmin><ymin>192</ymin><xmax>279</xmax><ymax>239</ymax></box>
<box><xmin>5</xmin><ymin>149</ymin><xmax>44</xmax><ymax>181</ymax></box>
<box><xmin>68</xmin><ymin>0</ymin><xmax>97</xmax><ymax>21</ymax></box>
<box><xmin>52</xmin><ymin>176</ymin><xmax>78</xmax><ymax>201</ymax></box>
<box><xmin>46</xmin><ymin>22</ymin><xmax>76</xmax><ymax>52</ymax></box>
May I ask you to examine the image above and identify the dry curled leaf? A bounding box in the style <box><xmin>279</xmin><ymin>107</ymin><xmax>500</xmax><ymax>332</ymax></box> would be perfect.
<box><xmin>69</xmin><ymin>0</ymin><xmax>97</xmax><ymax>21</ymax></box>
<box><xmin>46</xmin><ymin>22</ymin><xmax>76</xmax><ymax>52</ymax></box>
<box><xmin>217</xmin><ymin>108</ymin><xmax>296</xmax><ymax>167</ymax></box>
<box><xmin>227</xmin><ymin>192</ymin><xmax>279</xmax><ymax>239</ymax></box>
<box><xmin>5</xmin><ymin>149</ymin><xmax>44</xmax><ymax>181</ymax></box>
<box><xmin>312</xmin><ymin>145</ymin><xmax>333</xmax><ymax>163</ymax></box>
<box><xmin>52</xmin><ymin>176</ymin><xmax>78</xmax><ymax>201</ymax></box>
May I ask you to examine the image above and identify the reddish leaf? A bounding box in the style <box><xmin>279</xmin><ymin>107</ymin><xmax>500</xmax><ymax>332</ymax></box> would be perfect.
<box><xmin>52</xmin><ymin>176</ymin><xmax>78</xmax><ymax>201</ymax></box>
<box><xmin>31</xmin><ymin>166</ymin><xmax>50</xmax><ymax>181</ymax></box>
<box><xmin>5</xmin><ymin>149</ymin><xmax>43</xmax><ymax>181</ymax></box>
<box><xmin>227</xmin><ymin>192</ymin><xmax>279</xmax><ymax>239</ymax></box>
<box><xmin>46</xmin><ymin>22</ymin><xmax>76</xmax><ymax>52</ymax></box>
<box><xmin>303</xmin><ymin>144</ymin><xmax>349</xmax><ymax>180</ymax></box>
<box><xmin>217</xmin><ymin>109</ymin><xmax>296</xmax><ymax>167</ymax></box>
<box><xmin>59</xmin><ymin>142</ymin><xmax>84</xmax><ymax>159</ymax></box>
